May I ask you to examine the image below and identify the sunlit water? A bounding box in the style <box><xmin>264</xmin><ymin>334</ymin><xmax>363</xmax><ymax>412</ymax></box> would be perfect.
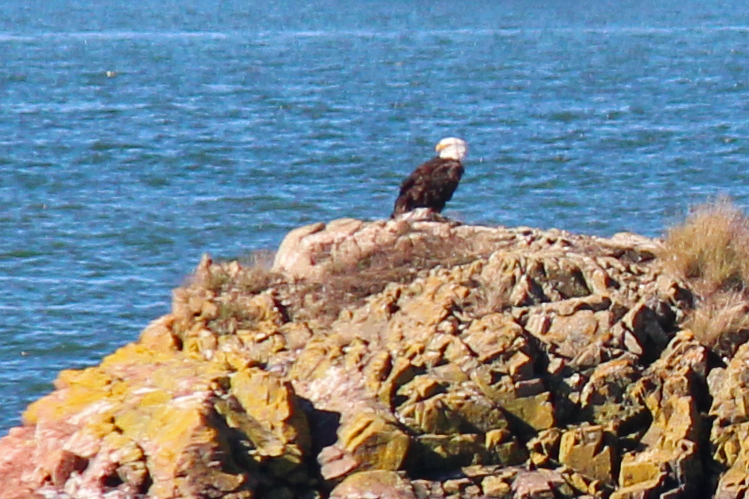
<box><xmin>2</xmin><ymin>0</ymin><xmax>749</xmax><ymax>433</ymax></box>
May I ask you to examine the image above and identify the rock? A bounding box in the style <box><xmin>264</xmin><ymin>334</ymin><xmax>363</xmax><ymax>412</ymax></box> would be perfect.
<box><xmin>337</xmin><ymin>411</ymin><xmax>411</xmax><ymax>472</ymax></box>
<box><xmin>512</xmin><ymin>468</ymin><xmax>576</xmax><ymax>498</ymax></box>
<box><xmin>558</xmin><ymin>425</ymin><xmax>616</xmax><ymax>483</ymax></box>
<box><xmin>14</xmin><ymin>343</ymin><xmax>310</xmax><ymax>498</ymax></box>
<box><xmin>614</xmin><ymin>331</ymin><xmax>708</xmax><ymax>497</ymax></box>
<box><xmin>329</xmin><ymin>470</ymin><xmax>417</xmax><ymax>499</ymax></box>
<box><xmin>710</xmin><ymin>341</ymin><xmax>749</xmax><ymax>498</ymax></box>
<box><xmin>579</xmin><ymin>356</ymin><xmax>641</xmax><ymax>424</ymax></box>
<box><xmin>715</xmin><ymin>464</ymin><xmax>749</xmax><ymax>499</ymax></box>
<box><xmin>3</xmin><ymin>216</ymin><xmax>739</xmax><ymax>499</ymax></box>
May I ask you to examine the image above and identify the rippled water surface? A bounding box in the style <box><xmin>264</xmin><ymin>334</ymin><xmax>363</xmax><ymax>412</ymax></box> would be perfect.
<box><xmin>2</xmin><ymin>0</ymin><xmax>749</xmax><ymax>432</ymax></box>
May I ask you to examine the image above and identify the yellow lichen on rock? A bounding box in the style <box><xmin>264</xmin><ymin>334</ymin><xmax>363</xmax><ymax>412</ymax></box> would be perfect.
<box><xmin>558</xmin><ymin>425</ymin><xmax>616</xmax><ymax>483</ymax></box>
<box><xmin>5</xmin><ymin>216</ymin><xmax>746</xmax><ymax>499</ymax></box>
<box><xmin>338</xmin><ymin>411</ymin><xmax>410</xmax><ymax>471</ymax></box>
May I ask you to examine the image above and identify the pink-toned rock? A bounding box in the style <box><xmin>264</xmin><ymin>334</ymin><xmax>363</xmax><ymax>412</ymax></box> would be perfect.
<box><xmin>1</xmin><ymin>216</ymin><xmax>735</xmax><ymax>499</ymax></box>
<box><xmin>0</xmin><ymin>426</ymin><xmax>44</xmax><ymax>498</ymax></box>
<box><xmin>329</xmin><ymin>470</ymin><xmax>417</xmax><ymax>499</ymax></box>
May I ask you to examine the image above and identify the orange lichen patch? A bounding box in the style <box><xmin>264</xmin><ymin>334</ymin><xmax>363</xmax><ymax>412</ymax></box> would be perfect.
<box><xmin>7</xmin><ymin>215</ymin><xmax>736</xmax><ymax>499</ymax></box>
<box><xmin>23</xmin><ymin>370</ymin><xmax>116</xmax><ymax>427</ymax></box>
<box><xmin>231</xmin><ymin>369</ymin><xmax>308</xmax><ymax>445</ymax></box>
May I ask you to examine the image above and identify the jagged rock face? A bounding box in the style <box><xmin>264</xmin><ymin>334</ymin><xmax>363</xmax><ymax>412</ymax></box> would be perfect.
<box><xmin>709</xmin><ymin>341</ymin><xmax>749</xmax><ymax>499</ymax></box>
<box><xmin>0</xmin><ymin>215</ymin><xmax>737</xmax><ymax>499</ymax></box>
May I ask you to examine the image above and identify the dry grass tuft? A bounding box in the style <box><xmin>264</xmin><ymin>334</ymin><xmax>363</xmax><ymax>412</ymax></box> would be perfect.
<box><xmin>684</xmin><ymin>291</ymin><xmax>749</xmax><ymax>358</ymax></box>
<box><xmin>190</xmin><ymin>251</ymin><xmax>279</xmax><ymax>296</ymax></box>
<box><xmin>661</xmin><ymin>199</ymin><xmax>749</xmax><ymax>356</ymax></box>
<box><xmin>278</xmin><ymin>231</ymin><xmax>495</xmax><ymax>325</ymax></box>
<box><xmin>237</xmin><ymin>249</ymin><xmax>275</xmax><ymax>271</ymax></box>
<box><xmin>181</xmin><ymin>231</ymin><xmax>500</xmax><ymax>330</ymax></box>
<box><xmin>193</xmin><ymin>264</ymin><xmax>233</xmax><ymax>294</ymax></box>
<box><xmin>208</xmin><ymin>298</ymin><xmax>265</xmax><ymax>336</ymax></box>
<box><xmin>171</xmin><ymin>251</ymin><xmax>282</xmax><ymax>338</ymax></box>
<box><xmin>660</xmin><ymin>198</ymin><xmax>749</xmax><ymax>295</ymax></box>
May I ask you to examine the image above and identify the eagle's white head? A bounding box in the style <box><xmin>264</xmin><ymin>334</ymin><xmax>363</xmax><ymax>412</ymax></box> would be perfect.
<box><xmin>435</xmin><ymin>137</ymin><xmax>468</xmax><ymax>161</ymax></box>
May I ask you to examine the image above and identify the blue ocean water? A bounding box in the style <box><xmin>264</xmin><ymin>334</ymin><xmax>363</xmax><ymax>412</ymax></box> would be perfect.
<box><xmin>2</xmin><ymin>0</ymin><xmax>749</xmax><ymax>433</ymax></box>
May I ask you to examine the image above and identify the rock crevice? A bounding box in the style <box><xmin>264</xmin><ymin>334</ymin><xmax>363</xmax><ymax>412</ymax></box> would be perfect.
<box><xmin>1</xmin><ymin>215</ymin><xmax>743</xmax><ymax>499</ymax></box>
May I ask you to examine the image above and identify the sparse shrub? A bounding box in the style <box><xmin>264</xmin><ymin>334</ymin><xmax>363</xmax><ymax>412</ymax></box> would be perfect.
<box><xmin>235</xmin><ymin>265</ymin><xmax>276</xmax><ymax>295</ymax></box>
<box><xmin>188</xmin><ymin>251</ymin><xmax>278</xmax><ymax>296</ymax></box>
<box><xmin>172</xmin><ymin>251</ymin><xmax>280</xmax><ymax>339</ymax></box>
<box><xmin>684</xmin><ymin>291</ymin><xmax>749</xmax><ymax>358</ymax></box>
<box><xmin>279</xmin><ymin>231</ymin><xmax>495</xmax><ymax>325</ymax></box>
<box><xmin>660</xmin><ymin>198</ymin><xmax>749</xmax><ymax>295</ymax></box>
<box><xmin>661</xmin><ymin>199</ymin><xmax>749</xmax><ymax>356</ymax></box>
<box><xmin>198</xmin><ymin>265</ymin><xmax>234</xmax><ymax>294</ymax></box>
<box><xmin>237</xmin><ymin>249</ymin><xmax>275</xmax><ymax>270</ymax></box>
<box><xmin>180</xmin><ymin>230</ymin><xmax>499</xmax><ymax>331</ymax></box>
<box><xmin>208</xmin><ymin>299</ymin><xmax>263</xmax><ymax>336</ymax></box>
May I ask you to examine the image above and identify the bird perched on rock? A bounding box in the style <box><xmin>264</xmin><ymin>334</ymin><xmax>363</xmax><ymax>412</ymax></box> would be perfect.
<box><xmin>391</xmin><ymin>137</ymin><xmax>468</xmax><ymax>217</ymax></box>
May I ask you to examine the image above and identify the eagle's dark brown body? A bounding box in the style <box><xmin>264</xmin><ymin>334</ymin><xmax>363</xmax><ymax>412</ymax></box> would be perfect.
<box><xmin>391</xmin><ymin>157</ymin><xmax>464</xmax><ymax>217</ymax></box>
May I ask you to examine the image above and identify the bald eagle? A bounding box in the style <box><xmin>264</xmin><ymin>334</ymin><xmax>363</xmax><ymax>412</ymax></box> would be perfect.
<box><xmin>391</xmin><ymin>137</ymin><xmax>468</xmax><ymax>217</ymax></box>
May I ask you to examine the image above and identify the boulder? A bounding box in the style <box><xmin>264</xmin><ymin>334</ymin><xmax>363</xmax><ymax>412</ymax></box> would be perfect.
<box><xmin>2</xmin><ymin>216</ymin><xmax>743</xmax><ymax>499</ymax></box>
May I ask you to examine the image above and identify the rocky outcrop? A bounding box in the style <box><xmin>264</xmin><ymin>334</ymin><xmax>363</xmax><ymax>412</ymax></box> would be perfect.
<box><xmin>0</xmin><ymin>212</ymin><xmax>740</xmax><ymax>498</ymax></box>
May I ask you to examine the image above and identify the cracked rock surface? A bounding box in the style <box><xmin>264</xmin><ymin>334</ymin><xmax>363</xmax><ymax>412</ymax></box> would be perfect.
<box><xmin>0</xmin><ymin>213</ymin><xmax>739</xmax><ymax>498</ymax></box>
